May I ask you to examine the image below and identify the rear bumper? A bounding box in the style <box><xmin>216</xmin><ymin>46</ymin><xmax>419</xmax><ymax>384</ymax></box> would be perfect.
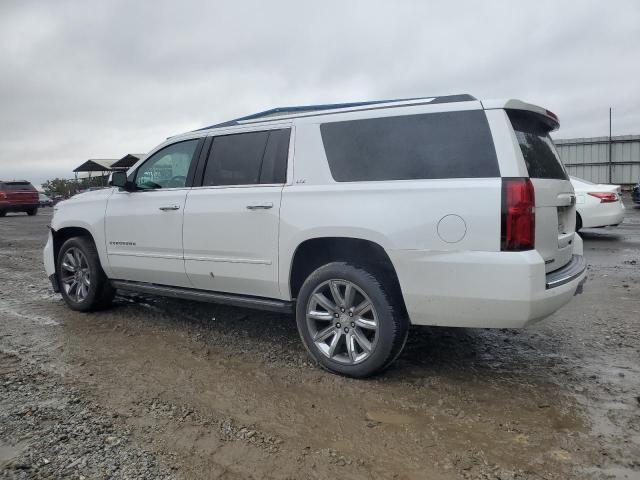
<box><xmin>390</xmin><ymin>236</ymin><xmax>586</xmax><ymax>328</ymax></box>
<box><xmin>545</xmin><ymin>254</ymin><xmax>585</xmax><ymax>289</ymax></box>
<box><xmin>579</xmin><ymin>202</ymin><xmax>625</xmax><ymax>228</ymax></box>
<box><xmin>0</xmin><ymin>202</ymin><xmax>38</xmax><ymax>212</ymax></box>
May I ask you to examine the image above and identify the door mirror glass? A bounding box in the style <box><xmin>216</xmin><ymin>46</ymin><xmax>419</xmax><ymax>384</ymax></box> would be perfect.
<box><xmin>110</xmin><ymin>171</ymin><xmax>136</xmax><ymax>192</ymax></box>
<box><xmin>110</xmin><ymin>171</ymin><xmax>127</xmax><ymax>188</ymax></box>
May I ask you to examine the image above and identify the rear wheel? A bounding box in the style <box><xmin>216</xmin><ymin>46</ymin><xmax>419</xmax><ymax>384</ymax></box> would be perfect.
<box><xmin>57</xmin><ymin>237</ymin><xmax>114</xmax><ymax>311</ymax></box>
<box><xmin>296</xmin><ymin>262</ymin><xmax>408</xmax><ymax>378</ymax></box>
<box><xmin>0</xmin><ymin>210</ymin><xmax>6</xmax><ymax>217</ymax></box>
<box><xmin>26</xmin><ymin>207</ymin><xmax>38</xmax><ymax>216</ymax></box>
<box><xmin>576</xmin><ymin>212</ymin><xmax>583</xmax><ymax>232</ymax></box>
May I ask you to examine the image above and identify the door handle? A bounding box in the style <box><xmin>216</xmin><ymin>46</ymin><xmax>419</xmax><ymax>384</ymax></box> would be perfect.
<box><xmin>159</xmin><ymin>205</ymin><xmax>180</xmax><ymax>211</ymax></box>
<box><xmin>246</xmin><ymin>203</ymin><xmax>273</xmax><ymax>210</ymax></box>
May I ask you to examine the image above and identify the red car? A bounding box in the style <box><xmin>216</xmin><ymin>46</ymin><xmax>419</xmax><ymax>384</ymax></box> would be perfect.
<box><xmin>0</xmin><ymin>180</ymin><xmax>39</xmax><ymax>216</ymax></box>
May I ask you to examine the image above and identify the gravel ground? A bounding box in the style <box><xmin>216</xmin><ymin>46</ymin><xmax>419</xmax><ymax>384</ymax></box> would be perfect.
<box><xmin>0</xmin><ymin>199</ymin><xmax>639</xmax><ymax>479</ymax></box>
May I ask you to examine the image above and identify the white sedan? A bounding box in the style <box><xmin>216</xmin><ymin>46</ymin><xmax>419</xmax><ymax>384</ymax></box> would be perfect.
<box><xmin>571</xmin><ymin>176</ymin><xmax>625</xmax><ymax>231</ymax></box>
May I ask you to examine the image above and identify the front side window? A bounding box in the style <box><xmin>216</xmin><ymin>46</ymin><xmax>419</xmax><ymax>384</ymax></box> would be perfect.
<box><xmin>320</xmin><ymin>110</ymin><xmax>499</xmax><ymax>182</ymax></box>
<box><xmin>202</xmin><ymin>129</ymin><xmax>290</xmax><ymax>186</ymax></box>
<box><xmin>135</xmin><ymin>139</ymin><xmax>199</xmax><ymax>189</ymax></box>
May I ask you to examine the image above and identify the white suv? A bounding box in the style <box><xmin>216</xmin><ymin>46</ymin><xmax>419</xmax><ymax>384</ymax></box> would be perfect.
<box><xmin>43</xmin><ymin>94</ymin><xmax>586</xmax><ymax>377</ymax></box>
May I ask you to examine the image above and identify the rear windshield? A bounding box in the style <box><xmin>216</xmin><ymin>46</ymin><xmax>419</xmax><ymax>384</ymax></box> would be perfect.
<box><xmin>320</xmin><ymin>110</ymin><xmax>499</xmax><ymax>182</ymax></box>
<box><xmin>507</xmin><ymin>110</ymin><xmax>568</xmax><ymax>180</ymax></box>
<box><xmin>0</xmin><ymin>182</ymin><xmax>35</xmax><ymax>191</ymax></box>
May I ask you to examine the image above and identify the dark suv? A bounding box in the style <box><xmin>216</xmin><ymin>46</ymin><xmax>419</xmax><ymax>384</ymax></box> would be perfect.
<box><xmin>633</xmin><ymin>182</ymin><xmax>640</xmax><ymax>205</ymax></box>
<box><xmin>0</xmin><ymin>181</ymin><xmax>39</xmax><ymax>217</ymax></box>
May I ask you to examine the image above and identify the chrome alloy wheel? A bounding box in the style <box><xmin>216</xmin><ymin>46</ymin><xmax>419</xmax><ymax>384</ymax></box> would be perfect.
<box><xmin>306</xmin><ymin>279</ymin><xmax>379</xmax><ymax>365</ymax></box>
<box><xmin>60</xmin><ymin>247</ymin><xmax>91</xmax><ymax>302</ymax></box>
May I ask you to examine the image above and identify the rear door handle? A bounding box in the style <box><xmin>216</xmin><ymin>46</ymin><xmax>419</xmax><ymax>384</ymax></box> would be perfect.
<box><xmin>159</xmin><ymin>205</ymin><xmax>180</xmax><ymax>211</ymax></box>
<box><xmin>246</xmin><ymin>203</ymin><xmax>273</xmax><ymax>210</ymax></box>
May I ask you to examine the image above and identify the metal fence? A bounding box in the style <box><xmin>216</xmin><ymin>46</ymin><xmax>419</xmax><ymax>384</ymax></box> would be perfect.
<box><xmin>554</xmin><ymin>135</ymin><xmax>640</xmax><ymax>187</ymax></box>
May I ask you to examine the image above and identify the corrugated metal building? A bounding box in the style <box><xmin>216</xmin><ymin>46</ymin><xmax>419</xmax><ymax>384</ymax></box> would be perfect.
<box><xmin>554</xmin><ymin>135</ymin><xmax>640</xmax><ymax>187</ymax></box>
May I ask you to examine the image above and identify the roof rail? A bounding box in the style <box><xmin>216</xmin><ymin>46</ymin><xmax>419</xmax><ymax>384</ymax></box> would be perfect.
<box><xmin>195</xmin><ymin>94</ymin><xmax>476</xmax><ymax>131</ymax></box>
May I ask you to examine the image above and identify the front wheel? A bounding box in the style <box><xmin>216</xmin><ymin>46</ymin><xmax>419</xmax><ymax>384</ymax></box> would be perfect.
<box><xmin>296</xmin><ymin>262</ymin><xmax>408</xmax><ymax>378</ymax></box>
<box><xmin>26</xmin><ymin>207</ymin><xmax>38</xmax><ymax>216</ymax></box>
<box><xmin>57</xmin><ymin>237</ymin><xmax>114</xmax><ymax>311</ymax></box>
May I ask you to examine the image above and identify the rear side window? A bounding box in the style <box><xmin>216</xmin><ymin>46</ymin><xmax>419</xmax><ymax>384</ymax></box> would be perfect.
<box><xmin>320</xmin><ymin>110</ymin><xmax>499</xmax><ymax>182</ymax></box>
<box><xmin>259</xmin><ymin>129</ymin><xmax>290</xmax><ymax>184</ymax></box>
<box><xmin>507</xmin><ymin>110</ymin><xmax>568</xmax><ymax>180</ymax></box>
<box><xmin>1</xmin><ymin>182</ymin><xmax>35</xmax><ymax>191</ymax></box>
<box><xmin>202</xmin><ymin>129</ymin><xmax>290</xmax><ymax>186</ymax></box>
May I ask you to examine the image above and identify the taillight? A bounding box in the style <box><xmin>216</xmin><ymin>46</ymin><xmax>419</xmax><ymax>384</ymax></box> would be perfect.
<box><xmin>0</xmin><ymin>192</ymin><xmax>6</xmax><ymax>200</ymax></box>
<box><xmin>501</xmin><ymin>178</ymin><xmax>535</xmax><ymax>251</ymax></box>
<box><xmin>588</xmin><ymin>192</ymin><xmax>618</xmax><ymax>203</ymax></box>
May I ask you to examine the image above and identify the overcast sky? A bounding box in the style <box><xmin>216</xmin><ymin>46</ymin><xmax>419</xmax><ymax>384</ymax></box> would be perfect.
<box><xmin>1</xmin><ymin>0</ymin><xmax>639</xmax><ymax>187</ymax></box>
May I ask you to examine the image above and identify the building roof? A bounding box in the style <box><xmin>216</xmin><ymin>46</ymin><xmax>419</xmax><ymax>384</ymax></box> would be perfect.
<box><xmin>111</xmin><ymin>153</ymin><xmax>145</xmax><ymax>170</ymax></box>
<box><xmin>73</xmin><ymin>159</ymin><xmax>117</xmax><ymax>173</ymax></box>
<box><xmin>196</xmin><ymin>94</ymin><xmax>476</xmax><ymax>131</ymax></box>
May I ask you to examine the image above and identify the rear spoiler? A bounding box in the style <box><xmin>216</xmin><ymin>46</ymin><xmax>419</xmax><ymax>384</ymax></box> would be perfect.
<box><xmin>482</xmin><ymin>99</ymin><xmax>560</xmax><ymax>131</ymax></box>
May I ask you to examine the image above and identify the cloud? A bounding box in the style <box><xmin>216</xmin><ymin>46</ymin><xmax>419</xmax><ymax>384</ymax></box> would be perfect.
<box><xmin>0</xmin><ymin>0</ymin><xmax>639</xmax><ymax>185</ymax></box>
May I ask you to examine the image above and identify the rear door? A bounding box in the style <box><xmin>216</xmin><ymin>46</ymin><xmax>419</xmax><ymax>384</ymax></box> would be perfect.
<box><xmin>507</xmin><ymin>110</ymin><xmax>575</xmax><ymax>272</ymax></box>
<box><xmin>183</xmin><ymin>128</ymin><xmax>290</xmax><ymax>298</ymax></box>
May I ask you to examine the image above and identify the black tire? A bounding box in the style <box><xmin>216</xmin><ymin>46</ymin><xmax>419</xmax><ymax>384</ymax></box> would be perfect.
<box><xmin>296</xmin><ymin>262</ymin><xmax>408</xmax><ymax>378</ymax></box>
<box><xmin>57</xmin><ymin>236</ymin><xmax>114</xmax><ymax>312</ymax></box>
<box><xmin>576</xmin><ymin>212</ymin><xmax>582</xmax><ymax>232</ymax></box>
<box><xmin>0</xmin><ymin>210</ymin><xmax>6</xmax><ymax>217</ymax></box>
<box><xmin>26</xmin><ymin>207</ymin><xmax>38</xmax><ymax>216</ymax></box>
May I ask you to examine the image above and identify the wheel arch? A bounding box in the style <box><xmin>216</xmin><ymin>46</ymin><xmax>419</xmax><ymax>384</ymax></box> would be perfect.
<box><xmin>52</xmin><ymin>226</ymin><xmax>95</xmax><ymax>271</ymax></box>
<box><xmin>288</xmin><ymin>236</ymin><xmax>407</xmax><ymax>317</ymax></box>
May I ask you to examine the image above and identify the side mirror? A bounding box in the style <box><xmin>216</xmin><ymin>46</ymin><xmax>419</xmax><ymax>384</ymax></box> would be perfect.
<box><xmin>110</xmin><ymin>171</ymin><xmax>136</xmax><ymax>192</ymax></box>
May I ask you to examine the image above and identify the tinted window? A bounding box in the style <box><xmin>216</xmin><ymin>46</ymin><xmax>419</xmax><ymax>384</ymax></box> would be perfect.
<box><xmin>202</xmin><ymin>129</ymin><xmax>290</xmax><ymax>186</ymax></box>
<box><xmin>320</xmin><ymin>110</ymin><xmax>499</xmax><ymax>182</ymax></box>
<box><xmin>1</xmin><ymin>182</ymin><xmax>35</xmax><ymax>191</ymax></box>
<box><xmin>507</xmin><ymin>110</ymin><xmax>568</xmax><ymax>180</ymax></box>
<box><xmin>260</xmin><ymin>129</ymin><xmax>290</xmax><ymax>184</ymax></box>
<box><xmin>135</xmin><ymin>140</ymin><xmax>199</xmax><ymax>189</ymax></box>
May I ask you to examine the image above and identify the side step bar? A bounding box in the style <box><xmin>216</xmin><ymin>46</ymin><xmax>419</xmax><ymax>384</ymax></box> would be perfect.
<box><xmin>110</xmin><ymin>280</ymin><xmax>294</xmax><ymax>314</ymax></box>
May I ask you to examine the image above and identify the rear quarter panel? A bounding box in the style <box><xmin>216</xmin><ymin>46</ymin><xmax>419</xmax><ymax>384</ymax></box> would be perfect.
<box><xmin>278</xmin><ymin>121</ymin><xmax>502</xmax><ymax>299</ymax></box>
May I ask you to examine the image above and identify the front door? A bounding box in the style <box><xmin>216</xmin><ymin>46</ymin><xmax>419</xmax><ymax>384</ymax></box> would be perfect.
<box><xmin>105</xmin><ymin>138</ymin><xmax>201</xmax><ymax>287</ymax></box>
